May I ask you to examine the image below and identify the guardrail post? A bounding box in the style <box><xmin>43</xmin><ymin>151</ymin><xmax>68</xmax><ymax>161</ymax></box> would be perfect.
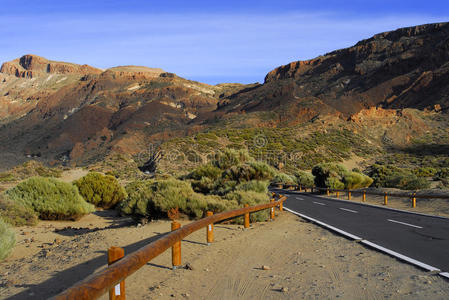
<box><xmin>206</xmin><ymin>211</ymin><xmax>214</xmax><ymax>245</ymax></box>
<box><xmin>326</xmin><ymin>188</ymin><xmax>330</xmax><ymax>196</ymax></box>
<box><xmin>108</xmin><ymin>247</ymin><xmax>126</xmax><ymax>300</ymax></box>
<box><xmin>336</xmin><ymin>191</ymin><xmax>339</xmax><ymax>198</ymax></box>
<box><xmin>279</xmin><ymin>200</ymin><xmax>283</xmax><ymax>211</ymax></box>
<box><xmin>384</xmin><ymin>193</ymin><xmax>388</xmax><ymax>205</ymax></box>
<box><xmin>362</xmin><ymin>191</ymin><xmax>366</xmax><ymax>202</ymax></box>
<box><xmin>270</xmin><ymin>199</ymin><xmax>275</xmax><ymax>221</ymax></box>
<box><xmin>412</xmin><ymin>193</ymin><xmax>416</xmax><ymax>208</ymax></box>
<box><xmin>299</xmin><ymin>185</ymin><xmax>302</xmax><ymax>192</ymax></box>
<box><xmin>244</xmin><ymin>204</ymin><xmax>250</xmax><ymax>229</ymax></box>
<box><xmin>171</xmin><ymin>221</ymin><xmax>181</xmax><ymax>269</ymax></box>
<box><xmin>348</xmin><ymin>190</ymin><xmax>351</xmax><ymax>200</ymax></box>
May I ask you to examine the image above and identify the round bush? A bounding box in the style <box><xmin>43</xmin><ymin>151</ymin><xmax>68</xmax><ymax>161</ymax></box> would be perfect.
<box><xmin>0</xmin><ymin>194</ymin><xmax>38</xmax><ymax>226</ymax></box>
<box><xmin>6</xmin><ymin>177</ymin><xmax>94</xmax><ymax>220</ymax></box>
<box><xmin>271</xmin><ymin>173</ymin><xmax>296</xmax><ymax>185</ymax></box>
<box><xmin>294</xmin><ymin>171</ymin><xmax>314</xmax><ymax>187</ymax></box>
<box><xmin>74</xmin><ymin>172</ymin><xmax>127</xmax><ymax>209</ymax></box>
<box><xmin>0</xmin><ymin>218</ymin><xmax>15</xmax><ymax>261</ymax></box>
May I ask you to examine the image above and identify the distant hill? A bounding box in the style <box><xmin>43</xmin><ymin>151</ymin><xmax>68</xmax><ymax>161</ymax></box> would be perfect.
<box><xmin>0</xmin><ymin>22</ymin><xmax>448</xmax><ymax>169</ymax></box>
<box><xmin>216</xmin><ymin>22</ymin><xmax>449</xmax><ymax>122</ymax></box>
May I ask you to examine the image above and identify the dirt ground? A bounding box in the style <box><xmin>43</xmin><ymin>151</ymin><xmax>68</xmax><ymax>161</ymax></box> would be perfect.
<box><xmin>1</xmin><ymin>209</ymin><xmax>448</xmax><ymax>300</ymax></box>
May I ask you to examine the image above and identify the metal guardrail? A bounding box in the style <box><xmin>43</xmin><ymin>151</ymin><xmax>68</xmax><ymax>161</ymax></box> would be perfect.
<box><xmin>52</xmin><ymin>194</ymin><xmax>287</xmax><ymax>300</ymax></box>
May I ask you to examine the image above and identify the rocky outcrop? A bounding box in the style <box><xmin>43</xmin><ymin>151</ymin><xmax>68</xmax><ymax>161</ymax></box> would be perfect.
<box><xmin>0</xmin><ymin>54</ymin><xmax>102</xmax><ymax>78</ymax></box>
<box><xmin>221</xmin><ymin>22</ymin><xmax>449</xmax><ymax>120</ymax></box>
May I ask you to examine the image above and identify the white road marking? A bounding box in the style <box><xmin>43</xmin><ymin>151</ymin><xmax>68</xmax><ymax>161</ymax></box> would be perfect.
<box><xmin>295</xmin><ymin>197</ymin><xmax>304</xmax><ymax>200</ymax></box>
<box><xmin>283</xmin><ymin>206</ymin><xmax>442</xmax><ymax>274</ymax></box>
<box><xmin>339</xmin><ymin>208</ymin><xmax>358</xmax><ymax>213</ymax></box>
<box><xmin>313</xmin><ymin>201</ymin><xmax>326</xmax><ymax>206</ymax></box>
<box><xmin>387</xmin><ymin>219</ymin><xmax>423</xmax><ymax>229</ymax></box>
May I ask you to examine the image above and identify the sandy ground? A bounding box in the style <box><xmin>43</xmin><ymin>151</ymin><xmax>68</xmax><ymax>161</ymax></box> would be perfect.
<box><xmin>1</xmin><ymin>210</ymin><xmax>448</xmax><ymax>300</ymax></box>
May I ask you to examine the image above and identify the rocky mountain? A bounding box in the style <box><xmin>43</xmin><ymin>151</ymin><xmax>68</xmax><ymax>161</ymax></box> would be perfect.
<box><xmin>0</xmin><ymin>22</ymin><xmax>448</xmax><ymax>169</ymax></box>
<box><xmin>0</xmin><ymin>54</ymin><xmax>102</xmax><ymax>78</ymax></box>
<box><xmin>0</xmin><ymin>55</ymin><xmax>255</xmax><ymax>169</ymax></box>
<box><xmin>216</xmin><ymin>22</ymin><xmax>449</xmax><ymax>123</ymax></box>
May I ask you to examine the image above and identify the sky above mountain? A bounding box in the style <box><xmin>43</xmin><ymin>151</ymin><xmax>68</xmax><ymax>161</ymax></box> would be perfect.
<box><xmin>0</xmin><ymin>0</ymin><xmax>448</xmax><ymax>84</ymax></box>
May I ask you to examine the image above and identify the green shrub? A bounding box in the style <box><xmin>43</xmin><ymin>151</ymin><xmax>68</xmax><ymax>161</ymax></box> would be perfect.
<box><xmin>385</xmin><ymin>174</ymin><xmax>431</xmax><ymax>190</ymax></box>
<box><xmin>312</xmin><ymin>163</ymin><xmax>347</xmax><ymax>188</ymax></box>
<box><xmin>271</xmin><ymin>173</ymin><xmax>296</xmax><ymax>185</ymax></box>
<box><xmin>294</xmin><ymin>171</ymin><xmax>314</xmax><ymax>187</ymax></box>
<box><xmin>413</xmin><ymin>167</ymin><xmax>437</xmax><ymax>178</ymax></box>
<box><xmin>74</xmin><ymin>172</ymin><xmax>127</xmax><ymax>209</ymax></box>
<box><xmin>6</xmin><ymin>177</ymin><xmax>94</xmax><ymax>220</ymax></box>
<box><xmin>0</xmin><ymin>218</ymin><xmax>15</xmax><ymax>261</ymax></box>
<box><xmin>0</xmin><ymin>194</ymin><xmax>38</xmax><ymax>226</ymax></box>
<box><xmin>246</xmin><ymin>161</ymin><xmax>277</xmax><ymax>180</ymax></box>
<box><xmin>120</xmin><ymin>179</ymin><xmax>239</xmax><ymax>220</ymax></box>
<box><xmin>213</xmin><ymin>149</ymin><xmax>251</xmax><ymax>170</ymax></box>
<box><xmin>235</xmin><ymin>180</ymin><xmax>269</xmax><ymax>194</ymax></box>
<box><xmin>366</xmin><ymin>164</ymin><xmax>407</xmax><ymax>188</ymax></box>
<box><xmin>187</xmin><ymin>163</ymin><xmax>222</xmax><ymax>180</ymax></box>
<box><xmin>325</xmin><ymin>177</ymin><xmax>345</xmax><ymax>189</ymax></box>
<box><xmin>435</xmin><ymin>168</ymin><xmax>449</xmax><ymax>180</ymax></box>
<box><xmin>342</xmin><ymin>172</ymin><xmax>373</xmax><ymax>189</ymax></box>
<box><xmin>225</xmin><ymin>191</ymin><xmax>270</xmax><ymax>222</ymax></box>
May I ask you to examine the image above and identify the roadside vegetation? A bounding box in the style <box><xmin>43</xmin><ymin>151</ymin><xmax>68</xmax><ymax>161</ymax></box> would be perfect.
<box><xmin>6</xmin><ymin>177</ymin><xmax>95</xmax><ymax>221</ymax></box>
<box><xmin>0</xmin><ymin>218</ymin><xmax>15</xmax><ymax>261</ymax></box>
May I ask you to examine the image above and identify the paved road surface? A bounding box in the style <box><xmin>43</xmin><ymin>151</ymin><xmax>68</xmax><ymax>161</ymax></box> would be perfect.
<box><xmin>278</xmin><ymin>190</ymin><xmax>449</xmax><ymax>273</ymax></box>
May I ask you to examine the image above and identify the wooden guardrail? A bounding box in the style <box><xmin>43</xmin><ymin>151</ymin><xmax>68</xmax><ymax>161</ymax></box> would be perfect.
<box><xmin>52</xmin><ymin>194</ymin><xmax>287</xmax><ymax>300</ymax></box>
<box><xmin>273</xmin><ymin>183</ymin><xmax>449</xmax><ymax>208</ymax></box>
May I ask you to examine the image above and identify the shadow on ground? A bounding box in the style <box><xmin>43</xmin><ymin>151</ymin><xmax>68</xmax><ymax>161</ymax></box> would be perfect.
<box><xmin>6</xmin><ymin>231</ymin><xmax>169</xmax><ymax>300</ymax></box>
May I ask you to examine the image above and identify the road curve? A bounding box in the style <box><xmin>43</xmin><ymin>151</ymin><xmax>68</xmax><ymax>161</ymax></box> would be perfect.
<box><xmin>277</xmin><ymin>190</ymin><xmax>449</xmax><ymax>274</ymax></box>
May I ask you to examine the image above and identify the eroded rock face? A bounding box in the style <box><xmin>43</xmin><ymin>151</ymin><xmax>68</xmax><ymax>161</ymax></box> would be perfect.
<box><xmin>0</xmin><ymin>54</ymin><xmax>102</xmax><ymax>78</ymax></box>
<box><xmin>221</xmin><ymin>22</ymin><xmax>449</xmax><ymax>119</ymax></box>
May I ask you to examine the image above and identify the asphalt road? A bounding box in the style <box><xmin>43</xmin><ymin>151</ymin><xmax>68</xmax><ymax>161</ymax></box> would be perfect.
<box><xmin>278</xmin><ymin>190</ymin><xmax>449</xmax><ymax>273</ymax></box>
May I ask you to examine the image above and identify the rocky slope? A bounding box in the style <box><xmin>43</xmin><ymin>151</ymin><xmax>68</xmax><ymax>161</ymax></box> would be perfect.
<box><xmin>0</xmin><ymin>54</ymin><xmax>102</xmax><ymax>78</ymax></box>
<box><xmin>0</xmin><ymin>22</ymin><xmax>448</xmax><ymax>169</ymax></box>
<box><xmin>216</xmin><ymin>22</ymin><xmax>449</xmax><ymax>123</ymax></box>
<box><xmin>0</xmin><ymin>55</ymin><xmax>255</xmax><ymax>168</ymax></box>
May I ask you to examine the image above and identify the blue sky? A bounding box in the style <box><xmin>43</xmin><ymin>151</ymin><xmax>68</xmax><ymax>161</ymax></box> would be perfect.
<box><xmin>0</xmin><ymin>1</ymin><xmax>448</xmax><ymax>84</ymax></box>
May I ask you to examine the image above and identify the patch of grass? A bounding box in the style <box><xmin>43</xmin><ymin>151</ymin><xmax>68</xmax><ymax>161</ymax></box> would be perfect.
<box><xmin>0</xmin><ymin>218</ymin><xmax>15</xmax><ymax>261</ymax></box>
<box><xmin>74</xmin><ymin>172</ymin><xmax>127</xmax><ymax>209</ymax></box>
<box><xmin>6</xmin><ymin>177</ymin><xmax>95</xmax><ymax>221</ymax></box>
<box><xmin>0</xmin><ymin>194</ymin><xmax>38</xmax><ymax>226</ymax></box>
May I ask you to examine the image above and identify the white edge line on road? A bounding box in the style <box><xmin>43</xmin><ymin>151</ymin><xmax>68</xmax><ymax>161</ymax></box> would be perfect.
<box><xmin>339</xmin><ymin>208</ymin><xmax>358</xmax><ymax>213</ymax></box>
<box><xmin>360</xmin><ymin>240</ymin><xmax>440</xmax><ymax>272</ymax></box>
<box><xmin>387</xmin><ymin>219</ymin><xmax>423</xmax><ymax>229</ymax></box>
<box><xmin>283</xmin><ymin>206</ymin><xmax>444</xmax><ymax>276</ymax></box>
<box><xmin>313</xmin><ymin>201</ymin><xmax>326</xmax><ymax>206</ymax></box>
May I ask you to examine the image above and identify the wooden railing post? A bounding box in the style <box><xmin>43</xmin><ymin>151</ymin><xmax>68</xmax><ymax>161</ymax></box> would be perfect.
<box><xmin>171</xmin><ymin>221</ymin><xmax>181</xmax><ymax>269</ymax></box>
<box><xmin>299</xmin><ymin>184</ymin><xmax>302</xmax><ymax>192</ymax></box>
<box><xmin>336</xmin><ymin>191</ymin><xmax>339</xmax><ymax>198</ymax></box>
<box><xmin>279</xmin><ymin>200</ymin><xmax>283</xmax><ymax>211</ymax></box>
<box><xmin>362</xmin><ymin>191</ymin><xmax>366</xmax><ymax>202</ymax></box>
<box><xmin>244</xmin><ymin>204</ymin><xmax>250</xmax><ymax>229</ymax></box>
<box><xmin>412</xmin><ymin>193</ymin><xmax>416</xmax><ymax>208</ymax></box>
<box><xmin>384</xmin><ymin>192</ymin><xmax>388</xmax><ymax>205</ymax></box>
<box><xmin>326</xmin><ymin>188</ymin><xmax>330</xmax><ymax>196</ymax></box>
<box><xmin>206</xmin><ymin>211</ymin><xmax>214</xmax><ymax>245</ymax></box>
<box><xmin>270</xmin><ymin>199</ymin><xmax>275</xmax><ymax>221</ymax></box>
<box><xmin>348</xmin><ymin>190</ymin><xmax>351</xmax><ymax>200</ymax></box>
<box><xmin>108</xmin><ymin>247</ymin><xmax>125</xmax><ymax>300</ymax></box>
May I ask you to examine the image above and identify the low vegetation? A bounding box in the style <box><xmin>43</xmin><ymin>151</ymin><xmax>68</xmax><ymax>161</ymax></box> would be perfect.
<box><xmin>0</xmin><ymin>218</ymin><xmax>15</xmax><ymax>261</ymax></box>
<box><xmin>0</xmin><ymin>160</ymin><xmax>62</xmax><ymax>183</ymax></box>
<box><xmin>74</xmin><ymin>172</ymin><xmax>127</xmax><ymax>209</ymax></box>
<box><xmin>312</xmin><ymin>163</ymin><xmax>373</xmax><ymax>190</ymax></box>
<box><xmin>0</xmin><ymin>194</ymin><xmax>38</xmax><ymax>226</ymax></box>
<box><xmin>6</xmin><ymin>177</ymin><xmax>95</xmax><ymax>220</ymax></box>
<box><xmin>366</xmin><ymin>164</ymin><xmax>430</xmax><ymax>190</ymax></box>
